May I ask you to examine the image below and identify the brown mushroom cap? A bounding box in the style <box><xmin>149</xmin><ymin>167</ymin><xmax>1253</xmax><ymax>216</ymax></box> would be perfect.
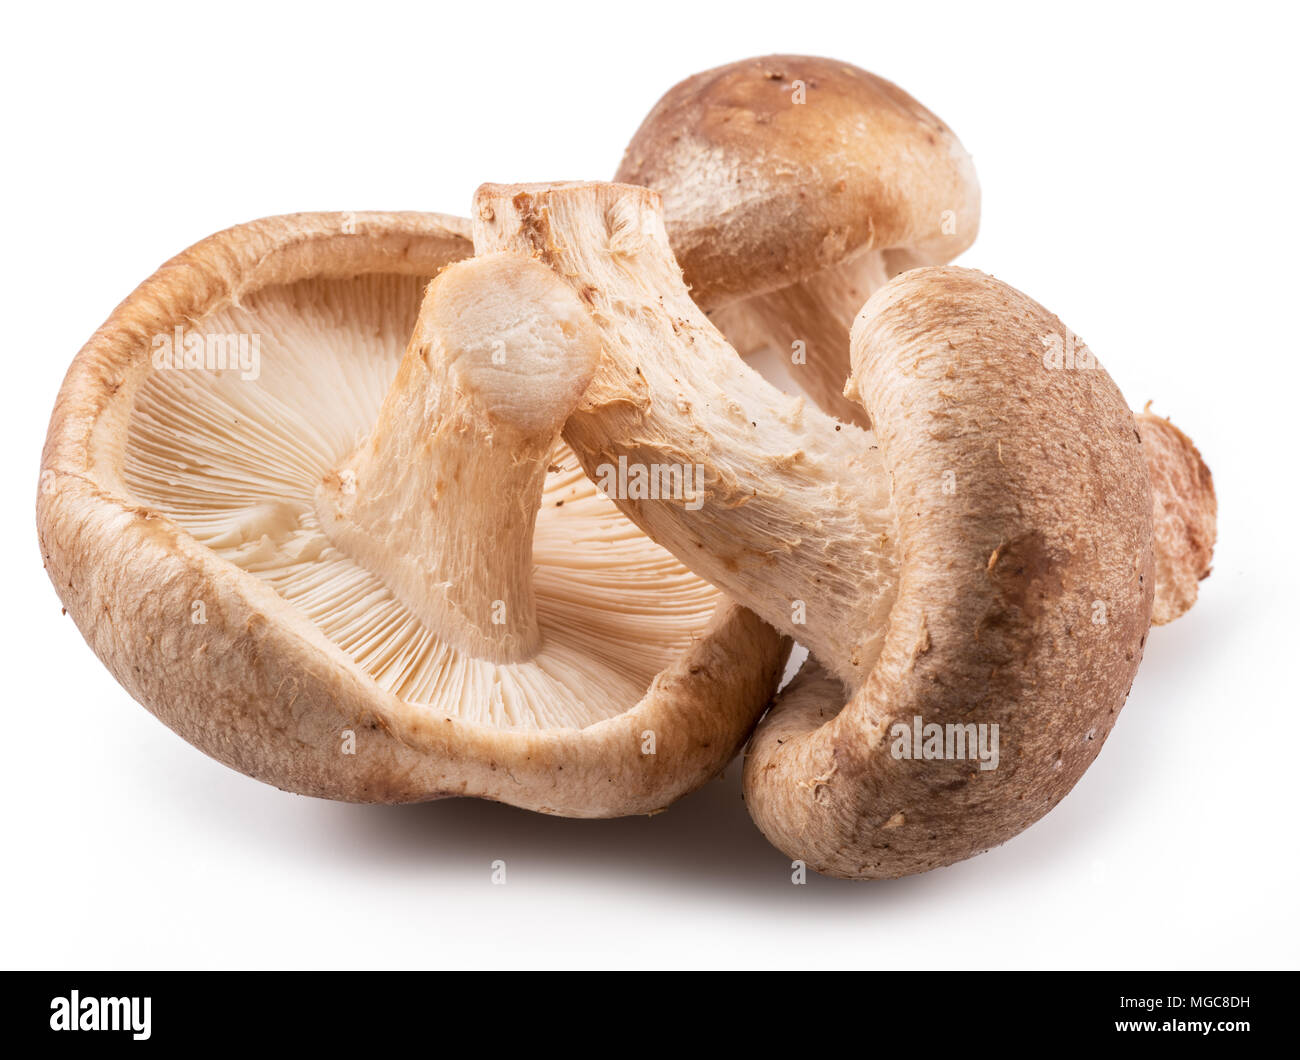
<box><xmin>745</xmin><ymin>267</ymin><xmax>1154</xmax><ymax>878</ymax></box>
<box><xmin>37</xmin><ymin>211</ymin><xmax>786</xmax><ymax>816</ymax></box>
<box><xmin>617</xmin><ymin>54</ymin><xmax>980</xmax><ymax>310</ymax></box>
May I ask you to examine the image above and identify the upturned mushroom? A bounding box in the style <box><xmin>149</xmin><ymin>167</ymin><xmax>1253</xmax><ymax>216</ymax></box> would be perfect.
<box><xmin>473</xmin><ymin>180</ymin><xmax>1216</xmax><ymax>876</ymax></box>
<box><xmin>616</xmin><ymin>54</ymin><xmax>981</xmax><ymax>427</ymax></box>
<box><xmin>37</xmin><ymin>211</ymin><xmax>787</xmax><ymax>816</ymax></box>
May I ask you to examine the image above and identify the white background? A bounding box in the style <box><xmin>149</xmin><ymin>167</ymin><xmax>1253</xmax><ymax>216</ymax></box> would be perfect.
<box><xmin>4</xmin><ymin>1</ymin><xmax>1296</xmax><ymax>969</ymax></box>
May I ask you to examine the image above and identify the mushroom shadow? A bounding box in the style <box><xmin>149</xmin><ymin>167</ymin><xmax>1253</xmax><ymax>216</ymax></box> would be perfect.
<box><xmin>327</xmin><ymin>762</ymin><xmax>813</xmax><ymax>895</ymax></box>
<box><xmin>309</xmin><ymin>758</ymin><xmax>990</xmax><ymax>905</ymax></box>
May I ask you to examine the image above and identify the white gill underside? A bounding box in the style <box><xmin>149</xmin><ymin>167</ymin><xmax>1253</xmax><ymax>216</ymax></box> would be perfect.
<box><xmin>122</xmin><ymin>274</ymin><xmax>724</xmax><ymax>731</ymax></box>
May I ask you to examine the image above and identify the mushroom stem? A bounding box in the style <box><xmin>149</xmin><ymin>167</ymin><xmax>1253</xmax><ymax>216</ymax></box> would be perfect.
<box><xmin>472</xmin><ymin>182</ymin><xmax>1216</xmax><ymax>689</ymax></box>
<box><xmin>726</xmin><ymin>250</ymin><xmax>890</xmax><ymax>428</ymax></box>
<box><xmin>474</xmin><ymin>182</ymin><xmax>899</xmax><ymax>687</ymax></box>
<box><xmin>316</xmin><ymin>253</ymin><xmax>602</xmax><ymax>664</ymax></box>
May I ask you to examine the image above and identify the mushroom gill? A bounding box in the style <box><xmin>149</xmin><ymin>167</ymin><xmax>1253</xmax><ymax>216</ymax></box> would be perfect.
<box><xmin>121</xmin><ymin>272</ymin><xmax>725</xmax><ymax>731</ymax></box>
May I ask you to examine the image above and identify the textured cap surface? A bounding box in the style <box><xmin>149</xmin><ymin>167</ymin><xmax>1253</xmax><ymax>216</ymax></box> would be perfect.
<box><xmin>745</xmin><ymin>268</ymin><xmax>1155</xmax><ymax>877</ymax></box>
<box><xmin>617</xmin><ymin>55</ymin><xmax>980</xmax><ymax>308</ymax></box>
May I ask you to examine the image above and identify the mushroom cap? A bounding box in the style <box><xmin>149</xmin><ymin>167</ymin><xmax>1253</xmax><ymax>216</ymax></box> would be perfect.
<box><xmin>744</xmin><ymin>267</ymin><xmax>1155</xmax><ymax>878</ymax></box>
<box><xmin>616</xmin><ymin>55</ymin><xmax>980</xmax><ymax>309</ymax></box>
<box><xmin>38</xmin><ymin>211</ymin><xmax>786</xmax><ymax>816</ymax></box>
<box><xmin>1138</xmin><ymin>411</ymin><xmax>1216</xmax><ymax>624</ymax></box>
